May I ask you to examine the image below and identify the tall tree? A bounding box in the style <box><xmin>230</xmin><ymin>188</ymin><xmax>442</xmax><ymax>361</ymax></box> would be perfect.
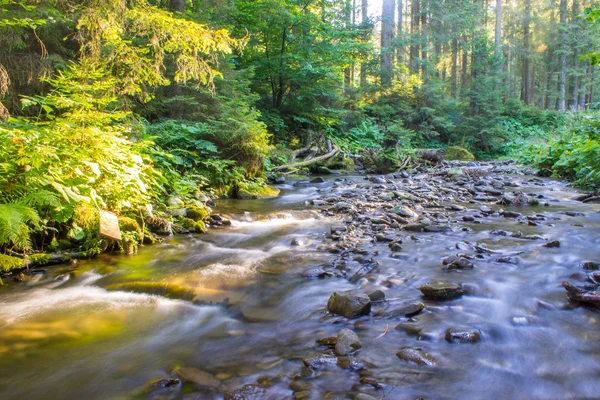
<box><xmin>495</xmin><ymin>0</ymin><xmax>502</xmax><ymax>56</ymax></box>
<box><xmin>522</xmin><ymin>0</ymin><xmax>531</xmax><ymax>104</ymax></box>
<box><xmin>559</xmin><ymin>0</ymin><xmax>567</xmax><ymax>111</ymax></box>
<box><xmin>381</xmin><ymin>0</ymin><xmax>396</xmax><ymax>86</ymax></box>
<box><xmin>397</xmin><ymin>0</ymin><xmax>403</xmax><ymax>65</ymax></box>
<box><xmin>360</xmin><ymin>0</ymin><xmax>368</xmax><ymax>86</ymax></box>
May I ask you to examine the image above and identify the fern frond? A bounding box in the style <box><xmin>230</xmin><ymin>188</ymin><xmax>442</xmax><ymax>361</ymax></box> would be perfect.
<box><xmin>0</xmin><ymin>203</ymin><xmax>40</xmax><ymax>251</ymax></box>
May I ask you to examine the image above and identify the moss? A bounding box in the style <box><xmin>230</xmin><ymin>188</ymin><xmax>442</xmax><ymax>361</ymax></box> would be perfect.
<box><xmin>237</xmin><ymin>185</ymin><xmax>280</xmax><ymax>200</ymax></box>
<box><xmin>57</xmin><ymin>239</ymin><xmax>74</xmax><ymax>251</ymax></box>
<box><xmin>29</xmin><ymin>253</ymin><xmax>50</xmax><ymax>266</ymax></box>
<box><xmin>105</xmin><ymin>281</ymin><xmax>200</xmax><ymax>303</ymax></box>
<box><xmin>186</xmin><ymin>206</ymin><xmax>208</xmax><ymax>222</ymax></box>
<box><xmin>118</xmin><ymin>216</ymin><xmax>142</xmax><ymax>236</ymax></box>
<box><xmin>0</xmin><ymin>254</ymin><xmax>24</xmax><ymax>273</ymax></box>
<box><xmin>181</xmin><ymin>218</ymin><xmax>205</xmax><ymax>233</ymax></box>
<box><xmin>445</xmin><ymin>146</ymin><xmax>475</xmax><ymax>161</ymax></box>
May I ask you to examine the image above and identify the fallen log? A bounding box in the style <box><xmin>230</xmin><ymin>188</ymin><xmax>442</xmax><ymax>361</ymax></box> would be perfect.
<box><xmin>416</xmin><ymin>148</ymin><xmax>445</xmax><ymax>163</ymax></box>
<box><xmin>273</xmin><ymin>147</ymin><xmax>340</xmax><ymax>172</ymax></box>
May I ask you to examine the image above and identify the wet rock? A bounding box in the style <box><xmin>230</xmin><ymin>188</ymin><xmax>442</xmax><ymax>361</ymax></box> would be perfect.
<box><xmin>479</xmin><ymin>206</ymin><xmax>493</xmax><ymax>214</ymax></box>
<box><xmin>355</xmin><ymin>394</ymin><xmax>379</xmax><ymax>400</ymax></box>
<box><xmin>443</xmin><ymin>256</ymin><xmax>474</xmax><ymax>270</ymax></box>
<box><xmin>327</xmin><ymin>291</ymin><xmax>371</xmax><ymax>318</ymax></box>
<box><xmin>371</xmin><ymin>177</ymin><xmax>387</xmax><ymax>184</ymax></box>
<box><xmin>368</xmin><ymin>290</ymin><xmax>385</xmax><ymax>302</ymax></box>
<box><xmin>391</xmin><ymin>206</ymin><xmax>419</xmax><ymax>221</ymax></box>
<box><xmin>496</xmin><ymin>256</ymin><xmax>519</xmax><ymax>264</ymax></box>
<box><xmin>389</xmin><ymin>242</ymin><xmax>403</xmax><ymax>252</ymax></box>
<box><xmin>289</xmin><ymin>380</ymin><xmax>310</xmax><ymax>392</ymax></box>
<box><xmin>424</xmin><ymin>224</ymin><xmax>452</xmax><ymax>233</ymax></box>
<box><xmin>311</xmin><ymin>177</ymin><xmax>325</xmax><ymax>183</ymax></box>
<box><xmin>418</xmin><ymin>280</ymin><xmax>463</xmax><ymax>300</ymax></box>
<box><xmin>225</xmin><ymin>384</ymin><xmax>266</xmax><ymax>400</ymax></box>
<box><xmin>149</xmin><ymin>378</ymin><xmax>181</xmax><ymax>390</ymax></box>
<box><xmin>396</xmin><ymin>347</ymin><xmax>437</xmax><ymax>366</ymax></box>
<box><xmin>173</xmin><ymin>367</ymin><xmax>219</xmax><ymax>388</ymax></box>
<box><xmin>501</xmin><ymin>210</ymin><xmax>521</xmax><ymax>218</ymax></box>
<box><xmin>316</xmin><ymin>337</ymin><xmax>337</xmax><ymax>347</ymax></box>
<box><xmin>445</xmin><ymin>329</ymin><xmax>481</xmax><ymax>344</ymax></box>
<box><xmin>582</xmin><ymin>261</ymin><xmax>600</xmax><ymax>271</ymax></box>
<box><xmin>544</xmin><ymin>240</ymin><xmax>560</xmax><ymax>248</ymax></box>
<box><xmin>302</xmin><ymin>353</ymin><xmax>337</xmax><ymax>369</ymax></box>
<box><xmin>301</xmin><ymin>268</ymin><xmax>332</xmax><ymax>279</ymax></box>
<box><xmin>335</xmin><ymin>328</ymin><xmax>362</xmax><ymax>356</ymax></box>
<box><xmin>562</xmin><ymin>281</ymin><xmax>600</xmax><ymax>308</ymax></box>
<box><xmin>385</xmin><ymin>302</ymin><xmax>425</xmax><ymax>317</ymax></box>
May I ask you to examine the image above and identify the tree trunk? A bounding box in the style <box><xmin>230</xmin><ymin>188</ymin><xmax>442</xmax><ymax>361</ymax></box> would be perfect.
<box><xmin>381</xmin><ymin>0</ymin><xmax>396</xmax><ymax>87</ymax></box>
<box><xmin>397</xmin><ymin>0</ymin><xmax>403</xmax><ymax>65</ymax></box>
<box><xmin>451</xmin><ymin>36</ymin><xmax>458</xmax><ymax>97</ymax></box>
<box><xmin>360</xmin><ymin>0</ymin><xmax>368</xmax><ymax>87</ymax></box>
<box><xmin>410</xmin><ymin>0</ymin><xmax>420</xmax><ymax>73</ymax></box>
<box><xmin>571</xmin><ymin>0</ymin><xmax>580</xmax><ymax>111</ymax></box>
<box><xmin>344</xmin><ymin>0</ymin><xmax>352</xmax><ymax>90</ymax></box>
<box><xmin>558</xmin><ymin>0</ymin><xmax>567</xmax><ymax>111</ymax></box>
<box><xmin>420</xmin><ymin>0</ymin><xmax>427</xmax><ymax>78</ymax></box>
<box><xmin>495</xmin><ymin>0</ymin><xmax>502</xmax><ymax>56</ymax></box>
<box><xmin>521</xmin><ymin>0</ymin><xmax>531</xmax><ymax>105</ymax></box>
<box><xmin>169</xmin><ymin>0</ymin><xmax>185</xmax><ymax>12</ymax></box>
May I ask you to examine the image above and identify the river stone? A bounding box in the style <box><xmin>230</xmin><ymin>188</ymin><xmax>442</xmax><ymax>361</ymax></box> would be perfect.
<box><xmin>149</xmin><ymin>378</ymin><xmax>181</xmax><ymax>390</ymax></box>
<box><xmin>391</xmin><ymin>206</ymin><xmax>419</xmax><ymax>221</ymax></box>
<box><xmin>418</xmin><ymin>280</ymin><xmax>463</xmax><ymax>300</ymax></box>
<box><xmin>311</xmin><ymin>177</ymin><xmax>325</xmax><ymax>183</ymax></box>
<box><xmin>335</xmin><ymin>328</ymin><xmax>363</xmax><ymax>356</ymax></box>
<box><xmin>385</xmin><ymin>302</ymin><xmax>425</xmax><ymax>317</ymax></box>
<box><xmin>327</xmin><ymin>291</ymin><xmax>371</xmax><ymax>318</ymax></box>
<box><xmin>445</xmin><ymin>329</ymin><xmax>481</xmax><ymax>344</ymax></box>
<box><xmin>173</xmin><ymin>367</ymin><xmax>219</xmax><ymax>388</ymax></box>
<box><xmin>302</xmin><ymin>353</ymin><xmax>337</xmax><ymax>369</ymax></box>
<box><xmin>396</xmin><ymin>347</ymin><xmax>437</xmax><ymax>366</ymax></box>
<box><xmin>355</xmin><ymin>394</ymin><xmax>379</xmax><ymax>400</ymax></box>
<box><xmin>368</xmin><ymin>290</ymin><xmax>385</xmax><ymax>302</ymax></box>
<box><xmin>583</xmin><ymin>261</ymin><xmax>600</xmax><ymax>270</ymax></box>
<box><xmin>544</xmin><ymin>240</ymin><xmax>560</xmax><ymax>248</ymax></box>
<box><xmin>225</xmin><ymin>384</ymin><xmax>266</xmax><ymax>400</ymax></box>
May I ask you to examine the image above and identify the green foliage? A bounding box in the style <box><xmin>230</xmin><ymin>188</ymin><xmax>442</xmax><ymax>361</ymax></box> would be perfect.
<box><xmin>0</xmin><ymin>203</ymin><xmax>40</xmax><ymax>251</ymax></box>
<box><xmin>0</xmin><ymin>253</ymin><xmax>23</xmax><ymax>273</ymax></box>
<box><xmin>520</xmin><ymin>115</ymin><xmax>600</xmax><ymax>189</ymax></box>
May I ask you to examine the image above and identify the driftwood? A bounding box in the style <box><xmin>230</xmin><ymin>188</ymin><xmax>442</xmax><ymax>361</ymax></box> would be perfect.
<box><xmin>416</xmin><ymin>148</ymin><xmax>445</xmax><ymax>163</ymax></box>
<box><xmin>273</xmin><ymin>147</ymin><xmax>340</xmax><ymax>172</ymax></box>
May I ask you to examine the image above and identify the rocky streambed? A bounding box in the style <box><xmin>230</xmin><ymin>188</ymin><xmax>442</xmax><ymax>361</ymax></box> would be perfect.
<box><xmin>1</xmin><ymin>161</ymin><xmax>599</xmax><ymax>400</ymax></box>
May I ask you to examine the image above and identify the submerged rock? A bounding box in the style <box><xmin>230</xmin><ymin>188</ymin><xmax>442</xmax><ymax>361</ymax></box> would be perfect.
<box><xmin>335</xmin><ymin>328</ymin><xmax>362</xmax><ymax>356</ymax></box>
<box><xmin>327</xmin><ymin>291</ymin><xmax>371</xmax><ymax>318</ymax></box>
<box><xmin>173</xmin><ymin>367</ymin><xmax>219</xmax><ymax>388</ymax></box>
<box><xmin>418</xmin><ymin>280</ymin><xmax>463</xmax><ymax>300</ymax></box>
<box><xmin>396</xmin><ymin>347</ymin><xmax>437</xmax><ymax>366</ymax></box>
<box><xmin>225</xmin><ymin>384</ymin><xmax>266</xmax><ymax>400</ymax></box>
<box><xmin>385</xmin><ymin>302</ymin><xmax>425</xmax><ymax>317</ymax></box>
<box><xmin>148</xmin><ymin>378</ymin><xmax>181</xmax><ymax>390</ymax></box>
<box><xmin>302</xmin><ymin>353</ymin><xmax>337</xmax><ymax>369</ymax></box>
<box><xmin>445</xmin><ymin>329</ymin><xmax>481</xmax><ymax>344</ymax></box>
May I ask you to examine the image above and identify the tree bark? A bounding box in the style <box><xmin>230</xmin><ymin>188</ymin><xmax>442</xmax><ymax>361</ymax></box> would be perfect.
<box><xmin>273</xmin><ymin>148</ymin><xmax>341</xmax><ymax>172</ymax></box>
<box><xmin>495</xmin><ymin>0</ymin><xmax>502</xmax><ymax>57</ymax></box>
<box><xmin>558</xmin><ymin>0</ymin><xmax>567</xmax><ymax>111</ymax></box>
<box><xmin>381</xmin><ymin>0</ymin><xmax>396</xmax><ymax>87</ymax></box>
<box><xmin>360</xmin><ymin>0</ymin><xmax>368</xmax><ymax>87</ymax></box>
<box><xmin>397</xmin><ymin>0</ymin><xmax>403</xmax><ymax>65</ymax></box>
<box><xmin>410</xmin><ymin>0</ymin><xmax>420</xmax><ymax>73</ymax></box>
<box><xmin>521</xmin><ymin>0</ymin><xmax>531</xmax><ymax>104</ymax></box>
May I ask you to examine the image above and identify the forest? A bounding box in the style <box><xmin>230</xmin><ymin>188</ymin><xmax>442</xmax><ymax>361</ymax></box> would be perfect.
<box><xmin>1</xmin><ymin>1</ymin><xmax>600</xmax><ymax>399</ymax></box>
<box><xmin>1</xmin><ymin>0</ymin><xmax>599</xmax><ymax>262</ymax></box>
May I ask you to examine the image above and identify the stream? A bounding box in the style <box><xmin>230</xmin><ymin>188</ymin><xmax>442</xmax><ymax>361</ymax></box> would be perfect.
<box><xmin>1</xmin><ymin>163</ymin><xmax>600</xmax><ymax>400</ymax></box>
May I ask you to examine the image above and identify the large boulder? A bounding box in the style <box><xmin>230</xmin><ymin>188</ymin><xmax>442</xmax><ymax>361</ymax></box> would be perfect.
<box><xmin>445</xmin><ymin>146</ymin><xmax>475</xmax><ymax>161</ymax></box>
<box><xmin>327</xmin><ymin>291</ymin><xmax>371</xmax><ymax>318</ymax></box>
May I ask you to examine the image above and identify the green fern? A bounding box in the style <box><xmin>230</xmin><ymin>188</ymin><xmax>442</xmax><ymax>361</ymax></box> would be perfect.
<box><xmin>0</xmin><ymin>203</ymin><xmax>40</xmax><ymax>251</ymax></box>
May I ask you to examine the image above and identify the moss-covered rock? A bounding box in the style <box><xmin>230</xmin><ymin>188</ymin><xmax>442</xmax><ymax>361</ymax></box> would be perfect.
<box><xmin>445</xmin><ymin>146</ymin><xmax>475</xmax><ymax>161</ymax></box>
<box><xmin>186</xmin><ymin>206</ymin><xmax>209</xmax><ymax>222</ymax></box>
<box><xmin>181</xmin><ymin>218</ymin><xmax>205</xmax><ymax>233</ymax></box>
<box><xmin>29</xmin><ymin>253</ymin><xmax>51</xmax><ymax>266</ymax></box>
<box><xmin>105</xmin><ymin>281</ymin><xmax>202</xmax><ymax>303</ymax></box>
<box><xmin>0</xmin><ymin>254</ymin><xmax>24</xmax><ymax>273</ymax></box>
<box><xmin>118</xmin><ymin>216</ymin><xmax>142</xmax><ymax>236</ymax></box>
<box><xmin>237</xmin><ymin>185</ymin><xmax>280</xmax><ymax>200</ymax></box>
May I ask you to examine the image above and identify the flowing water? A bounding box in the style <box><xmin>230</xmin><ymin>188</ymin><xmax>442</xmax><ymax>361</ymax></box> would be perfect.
<box><xmin>1</xmin><ymin>173</ymin><xmax>600</xmax><ymax>399</ymax></box>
